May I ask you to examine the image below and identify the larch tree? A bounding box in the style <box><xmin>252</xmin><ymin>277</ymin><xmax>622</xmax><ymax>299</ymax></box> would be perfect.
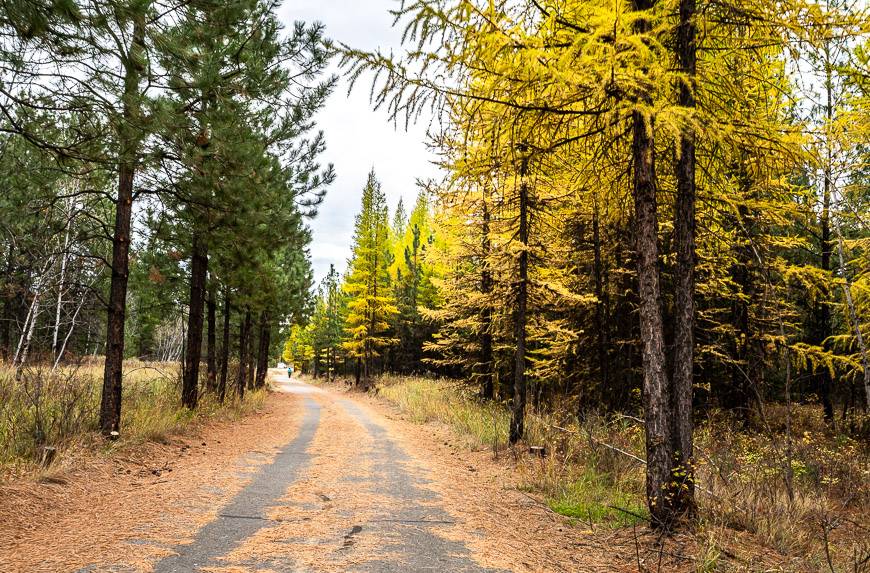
<box><xmin>343</xmin><ymin>170</ymin><xmax>398</xmax><ymax>384</ymax></box>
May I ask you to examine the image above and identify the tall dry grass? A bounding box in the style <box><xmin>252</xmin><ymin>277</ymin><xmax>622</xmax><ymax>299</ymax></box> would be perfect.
<box><xmin>0</xmin><ymin>360</ymin><xmax>265</xmax><ymax>478</ymax></box>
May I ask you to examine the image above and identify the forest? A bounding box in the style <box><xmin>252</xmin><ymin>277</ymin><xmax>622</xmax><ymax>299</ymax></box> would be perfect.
<box><xmin>0</xmin><ymin>1</ymin><xmax>332</xmax><ymax>447</ymax></box>
<box><xmin>282</xmin><ymin>0</ymin><xmax>870</xmax><ymax>549</ymax></box>
<box><xmin>1</xmin><ymin>0</ymin><xmax>869</xmax><ymax>571</ymax></box>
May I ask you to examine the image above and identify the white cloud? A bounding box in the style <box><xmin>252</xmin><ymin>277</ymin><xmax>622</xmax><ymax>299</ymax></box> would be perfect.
<box><xmin>279</xmin><ymin>1</ymin><xmax>441</xmax><ymax>285</ymax></box>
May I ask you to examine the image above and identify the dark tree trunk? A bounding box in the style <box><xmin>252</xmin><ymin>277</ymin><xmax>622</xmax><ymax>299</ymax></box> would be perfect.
<box><xmin>610</xmin><ymin>233</ymin><xmax>640</xmax><ymax>411</ymax></box>
<box><xmin>219</xmin><ymin>290</ymin><xmax>230</xmax><ymax>403</ymax></box>
<box><xmin>670</xmin><ymin>0</ymin><xmax>697</xmax><ymax>518</ymax></box>
<box><xmin>592</xmin><ymin>200</ymin><xmax>610</xmax><ymax>407</ymax></box>
<box><xmin>509</xmin><ymin>150</ymin><xmax>530</xmax><ymax>445</ymax></box>
<box><xmin>255</xmin><ymin>311</ymin><xmax>270</xmax><ymax>388</ymax></box>
<box><xmin>355</xmin><ymin>357</ymin><xmax>361</xmax><ymax>386</ymax></box>
<box><xmin>236</xmin><ymin>307</ymin><xmax>250</xmax><ymax>400</ymax></box>
<box><xmin>246</xmin><ymin>309</ymin><xmax>255</xmax><ymax>390</ymax></box>
<box><xmin>182</xmin><ymin>235</ymin><xmax>208</xmax><ymax>409</ymax></box>
<box><xmin>367</xmin><ymin>251</ymin><xmax>378</xmax><ymax>384</ymax></box>
<box><xmin>724</xmin><ymin>169</ymin><xmax>758</xmax><ymax>420</ymax></box>
<box><xmin>1</xmin><ymin>246</ymin><xmax>14</xmax><ymax>361</ymax></box>
<box><xmin>100</xmin><ymin>16</ymin><xmax>145</xmax><ymax>436</ymax></box>
<box><xmin>632</xmin><ymin>105</ymin><xmax>674</xmax><ymax>526</ymax></box>
<box><xmin>480</xmin><ymin>198</ymin><xmax>494</xmax><ymax>400</ymax></box>
<box><xmin>728</xmin><ymin>226</ymin><xmax>755</xmax><ymax>419</ymax></box>
<box><xmin>817</xmin><ymin>71</ymin><xmax>835</xmax><ymax>424</ymax></box>
<box><xmin>206</xmin><ymin>282</ymin><xmax>217</xmax><ymax>392</ymax></box>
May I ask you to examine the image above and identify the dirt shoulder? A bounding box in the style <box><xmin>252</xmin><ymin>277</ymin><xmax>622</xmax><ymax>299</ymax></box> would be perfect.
<box><xmin>0</xmin><ymin>391</ymin><xmax>303</xmax><ymax>573</ymax></box>
<box><xmin>309</xmin><ymin>379</ymin><xmax>700</xmax><ymax>573</ymax></box>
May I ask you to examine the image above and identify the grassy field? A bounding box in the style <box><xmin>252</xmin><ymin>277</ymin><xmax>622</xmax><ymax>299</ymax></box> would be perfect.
<box><xmin>375</xmin><ymin>375</ymin><xmax>870</xmax><ymax>570</ymax></box>
<box><xmin>0</xmin><ymin>360</ymin><xmax>265</xmax><ymax>479</ymax></box>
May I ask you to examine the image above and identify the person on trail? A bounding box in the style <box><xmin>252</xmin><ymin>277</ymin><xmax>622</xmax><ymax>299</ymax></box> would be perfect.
<box><xmin>287</xmin><ymin>365</ymin><xmax>293</xmax><ymax>378</ymax></box>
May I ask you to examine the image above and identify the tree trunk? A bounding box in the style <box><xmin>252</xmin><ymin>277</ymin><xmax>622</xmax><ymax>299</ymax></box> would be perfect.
<box><xmin>182</xmin><ymin>235</ymin><xmax>208</xmax><ymax>409</ymax></box>
<box><xmin>14</xmin><ymin>274</ymin><xmax>44</xmax><ymax>370</ymax></box>
<box><xmin>53</xmin><ymin>290</ymin><xmax>87</xmax><ymax>370</ymax></box>
<box><xmin>725</xmin><ymin>167</ymin><xmax>758</xmax><ymax>420</ymax></box>
<box><xmin>246</xmin><ymin>308</ymin><xmax>255</xmax><ymax>390</ymax></box>
<box><xmin>480</xmin><ymin>197</ymin><xmax>494</xmax><ymax>400</ymax></box>
<box><xmin>592</xmin><ymin>199</ymin><xmax>610</xmax><ymax>407</ymax></box>
<box><xmin>255</xmin><ymin>311</ymin><xmax>270</xmax><ymax>388</ymax></box>
<box><xmin>670</xmin><ymin>0</ymin><xmax>697</xmax><ymax>518</ymax></box>
<box><xmin>219</xmin><ymin>290</ymin><xmax>230</xmax><ymax>403</ymax></box>
<box><xmin>632</xmin><ymin>105</ymin><xmax>674</xmax><ymax>527</ymax></box>
<box><xmin>509</xmin><ymin>150</ymin><xmax>530</xmax><ymax>445</ymax></box>
<box><xmin>52</xmin><ymin>201</ymin><xmax>73</xmax><ymax>360</ymax></box>
<box><xmin>1</xmin><ymin>246</ymin><xmax>14</xmax><ymax>361</ymax></box>
<box><xmin>100</xmin><ymin>15</ymin><xmax>145</xmax><ymax>437</ymax></box>
<box><xmin>206</xmin><ymin>281</ymin><xmax>217</xmax><ymax>392</ymax></box>
<box><xmin>236</xmin><ymin>307</ymin><xmax>250</xmax><ymax>400</ymax></box>
<box><xmin>816</xmin><ymin>53</ymin><xmax>835</xmax><ymax>423</ymax></box>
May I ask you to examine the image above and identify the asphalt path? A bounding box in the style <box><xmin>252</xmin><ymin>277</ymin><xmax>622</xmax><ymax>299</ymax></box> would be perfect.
<box><xmin>147</xmin><ymin>370</ymin><xmax>502</xmax><ymax>572</ymax></box>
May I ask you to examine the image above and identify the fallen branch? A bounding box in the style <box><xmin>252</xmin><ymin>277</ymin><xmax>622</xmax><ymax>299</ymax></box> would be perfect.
<box><xmin>547</xmin><ymin>423</ymin><xmax>646</xmax><ymax>465</ymax></box>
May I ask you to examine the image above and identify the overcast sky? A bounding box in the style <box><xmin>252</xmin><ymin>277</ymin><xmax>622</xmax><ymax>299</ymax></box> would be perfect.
<box><xmin>277</xmin><ymin>1</ymin><xmax>440</xmax><ymax>285</ymax></box>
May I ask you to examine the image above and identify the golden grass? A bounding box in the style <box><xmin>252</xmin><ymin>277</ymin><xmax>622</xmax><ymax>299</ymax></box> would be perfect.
<box><xmin>0</xmin><ymin>360</ymin><xmax>265</xmax><ymax>478</ymax></box>
<box><xmin>377</xmin><ymin>375</ymin><xmax>510</xmax><ymax>450</ymax></box>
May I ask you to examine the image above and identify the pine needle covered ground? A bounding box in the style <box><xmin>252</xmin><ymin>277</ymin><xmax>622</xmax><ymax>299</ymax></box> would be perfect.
<box><xmin>372</xmin><ymin>375</ymin><xmax>870</xmax><ymax>571</ymax></box>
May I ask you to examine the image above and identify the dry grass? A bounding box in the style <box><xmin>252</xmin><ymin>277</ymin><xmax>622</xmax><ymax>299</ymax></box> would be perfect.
<box><xmin>0</xmin><ymin>359</ymin><xmax>264</xmax><ymax>480</ymax></box>
<box><xmin>375</xmin><ymin>375</ymin><xmax>870</xmax><ymax>571</ymax></box>
<box><xmin>377</xmin><ymin>375</ymin><xmax>509</xmax><ymax>450</ymax></box>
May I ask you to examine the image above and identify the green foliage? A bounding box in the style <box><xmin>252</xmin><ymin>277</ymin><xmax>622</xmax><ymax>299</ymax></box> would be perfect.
<box><xmin>547</xmin><ymin>468</ymin><xmax>648</xmax><ymax>528</ymax></box>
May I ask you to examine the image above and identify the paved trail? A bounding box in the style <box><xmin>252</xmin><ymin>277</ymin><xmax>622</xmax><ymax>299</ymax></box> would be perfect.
<box><xmin>147</xmin><ymin>371</ymin><xmax>503</xmax><ymax>573</ymax></box>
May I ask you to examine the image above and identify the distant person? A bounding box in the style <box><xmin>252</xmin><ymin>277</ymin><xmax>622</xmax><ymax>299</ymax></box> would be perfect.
<box><xmin>287</xmin><ymin>365</ymin><xmax>293</xmax><ymax>378</ymax></box>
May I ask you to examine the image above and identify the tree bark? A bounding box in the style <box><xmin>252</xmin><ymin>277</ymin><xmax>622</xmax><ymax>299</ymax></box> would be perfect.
<box><xmin>816</xmin><ymin>52</ymin><xmax>835</xmax><ymax>423</ymax></box>
<box><xmin>52</xmin><ymin>200</ymin><xmax>73</xmax><ymax>360</ymax></box>
<box><xmin>236</xmin><ymin>307</ymin><xmax>250</xmax><ymax>400</ymax></box>
<box><xmin>255</xmin><ymin>311</ymin><xmax>270</xmax><ymax>388</ymax></box>
<box><xmin>100</xmin><ymin>15</ymin><xmax>145</xmax><ymax>437</ymax></box>
<box><xmin>509</xmin><ymin>150</ymin><xmax>530</xmax><ymax>445</ymax></box>
<box><xmin>206</xmin><ymin>281</ymin><xmax>217</xmax><ymax>392</ymax></box>
<box><xmin>632</xmin><ymin>105</ymin><xmax>674</xmax><ymax>527</ymax></box>
<box><xmin>592</xmin><ymin>199</ymin><xmax>610</xmax><ymax>407</ymax></box>
<box><xmin>479</xmin><ymin>197</ymin><xmax>494</xmax><ymax>400</ymax></box>
<box><xmin>1</xmin><ymin>245</ymin><xmax>14</xmax><ymax>361</ymax></box>
<box><xmin>246</xmin><ymin>308</ymin><xmax>255</xmax><ymax>390</ymax></box>
<box><xmin>671</xmin><ymin>0</ymin><xmax>697</xmax><ymax>518</ymax></box>
<box><xmin>219</xmin><ymin>289</ymin><xmax>230</xmax><ymax>403</ymax></box>
<box><xmin>182</xmin><ymin>235</ymin><xmax>208</xmax><ymax>409</ymax></box>
<box><xmin>14</xmin><ymin>270</ymin><xmax>45</xmax><ymax>370</ymax></box>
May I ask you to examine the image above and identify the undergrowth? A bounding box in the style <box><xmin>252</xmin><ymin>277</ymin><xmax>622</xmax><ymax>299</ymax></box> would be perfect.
<box><xmin>375</xmin><ymin>375</ymin><xmax>870</xmax><ymax>570</ymax></box>
<box><xmin>0</xmin><ymin>360</ymin><xmax>265</xmax><ymax>478</ymax></box>
<box><xmin>378</xmin><ymin>375</ymin><xmax>509</xmax><ymax>449</ymax></box>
